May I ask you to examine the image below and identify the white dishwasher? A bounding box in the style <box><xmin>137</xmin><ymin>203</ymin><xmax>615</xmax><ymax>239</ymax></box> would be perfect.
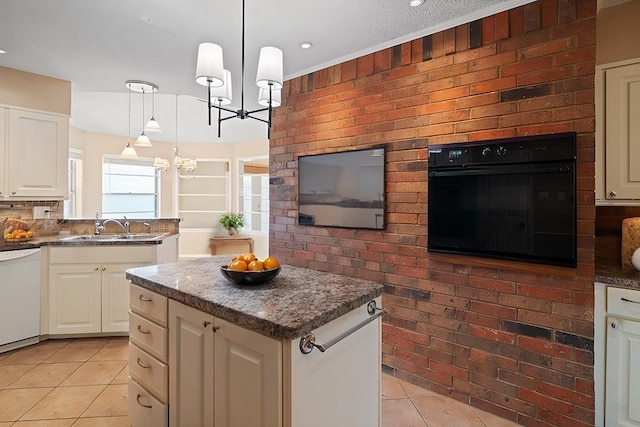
<box><xmin>0</xmin><ymin>248</ymin><xmax>41</xmax><ymax>353</ymax></box>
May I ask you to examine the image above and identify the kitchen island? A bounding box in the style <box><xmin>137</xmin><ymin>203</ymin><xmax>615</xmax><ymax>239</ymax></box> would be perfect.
<box><xmin>126</xmin><ymin>256</ymin><xmax>384</xmax><ymax>427</ymax></box>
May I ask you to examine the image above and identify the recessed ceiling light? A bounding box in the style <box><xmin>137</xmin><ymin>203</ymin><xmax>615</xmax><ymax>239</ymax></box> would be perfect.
<box><xmin>0</xmin><ymin>50</ymin><xmax>5</xmax><ymax>54</ymax></box>
<box><xmin>300</xmin><ymin>42</ymin><xmax>313</xmax><ymax>49</ymax></box>
<box><xmin>409</xmin><ymin>0</ymin><xmax>425</xmax><ymax>6</ymax></box>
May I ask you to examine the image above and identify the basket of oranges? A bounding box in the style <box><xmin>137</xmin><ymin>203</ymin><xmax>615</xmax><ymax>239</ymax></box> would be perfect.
<box><xmin>3</xmin><ymin>218</ymin><xmax>34</xmax><ymax>242</ymax></box>
<box><xmin>220</xmin><ymin>253</ymin><xmax>281</xmax><ymax>285</ymax></box>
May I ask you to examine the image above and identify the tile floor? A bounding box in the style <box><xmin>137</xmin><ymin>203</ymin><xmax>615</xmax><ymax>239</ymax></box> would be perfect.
<box><xmin>0</xmin><ymin>337</ymin><xmax>519</xmax><ymax>426</ymax></box>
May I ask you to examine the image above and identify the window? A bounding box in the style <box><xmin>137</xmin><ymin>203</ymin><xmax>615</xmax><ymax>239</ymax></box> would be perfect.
<box><xmin>102</xmin><ymin>156</ymin><xmax>159</xmax><ymax>219</ymax></box>
<box><xmin>64</xmin><ymin>149</ymin><xmax>83</xmax><ymax>218</ymax></box>
<box><xmin>238</xmin><ymin>158</ymin><xmax>269</xmax><ymax>233</ymax></box>
<box><xmin>177</xmin><ymin>160</ymin><xmax>230</xmax><ymax>228</ymax></box>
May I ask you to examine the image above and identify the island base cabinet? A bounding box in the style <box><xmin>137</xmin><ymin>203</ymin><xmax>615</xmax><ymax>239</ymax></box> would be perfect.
<box><xmin>606</xmin><ymin>316</ymin><xmax>640</xmax><ymax>426</ymax></box>
<box><xmin>169</xmin><ymin>300</ymin><xmax>214</xmax><ymax>427</ymax></box>
<box><xmin>286</xmin><ymin>297</ymin><xmax>382</xmax><ymax>427</ymax></box>
<box><xmin>129</xmin><ymin>378</ymin><xmax>168</xmax><ymax>427</ymax></box>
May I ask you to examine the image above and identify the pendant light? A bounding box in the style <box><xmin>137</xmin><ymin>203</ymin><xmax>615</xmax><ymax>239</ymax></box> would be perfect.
<box><xmin>145</xmin><ymin>88</ymin><xmax>162</xmax><ymax>132</ymax></box>
<box><xmin>120</xmin><ymin>83</ymin><xmax>138</xmax><ymax>158</ymax></box>
<box><xmin>194</xmin><ymin>0</ymin><xmax>283</xmax><ymax>138</ymax></box>
<box><xmin>124</xmin><ymin>80</ymin><xmax>157</xmax><ymax>147</ymax></box>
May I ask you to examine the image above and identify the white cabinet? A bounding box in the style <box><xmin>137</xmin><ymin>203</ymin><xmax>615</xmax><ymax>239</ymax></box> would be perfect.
<box><xmin>0</xmin><ymin>108</ymin><xmax>6</xmax><ymax>197</ymax></box>
<box><xmin>47</xmin><ymin>244</ymin><xmax>175</xmax><ymax>336</ymax></box>
<box><xmin>169</xmin><ymin>300</ymin><xmax>214</xmax><ymax>427</ymax></box>
<box><xmin>129</xmin><ymin>285</ymin><xmax>169</xmax><ymax>427</ymax></box>
<box><xmin>4</xmin><ymin>108</ymin><xmax>69</xmax><ymax>199</ymax></box>
<box><xmin>605</xmin><ymin>287</ymin><xmax>640</xmax><ymax>426</ymax></box>
<box><xmin>596</xmin><ymin>59</ymin><xmax>640</xmax><ymax>203</ymax></box>
<box><xmin>214</xmin><ymin>317</ymin><xmax>282</xmax><ymax>427</ymax></box>
<box><xmin>168</xmin><ymin>300</ymin><xmax>281</xmax><ymax>427</ymax></box>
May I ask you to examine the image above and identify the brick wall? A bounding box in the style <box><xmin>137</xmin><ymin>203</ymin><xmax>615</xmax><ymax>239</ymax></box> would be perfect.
<box><xmin>270</xmin><ymin>1</ymin><xmax>596</xmax><ymax>425</ymax></box>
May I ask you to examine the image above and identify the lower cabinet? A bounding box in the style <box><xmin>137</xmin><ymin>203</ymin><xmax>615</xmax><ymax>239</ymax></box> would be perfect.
<box><xmin>168</xmin><ymin>300</ymin><xmax>282</xmax><ymax>427</ymax></box>
<box><xmin>606</xmin><ymin>287</ymin><xmax>640</xmax><ymax>426</ymax></box>
<box><xmin>47</xmin><ymin>245</ymin><xmax>173</xmax><ymax>336</ymax></box>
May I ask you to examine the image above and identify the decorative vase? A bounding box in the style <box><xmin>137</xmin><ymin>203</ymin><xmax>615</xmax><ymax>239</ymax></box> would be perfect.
<box><xmin>227</xmin><ymin>227</ymin><xmax>237</xmax><ymax>236</ymax></box>
<box><xmin>632</xmin><ymin>247</ymin><xmax>640</xmax><ymax>271</ymax></box>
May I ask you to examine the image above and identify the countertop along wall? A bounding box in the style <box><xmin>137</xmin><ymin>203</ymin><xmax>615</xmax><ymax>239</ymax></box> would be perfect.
<box><xmin>270</xmin><ymin>1</ymin><xmax>597</xmax><ymax>425</ymax></box>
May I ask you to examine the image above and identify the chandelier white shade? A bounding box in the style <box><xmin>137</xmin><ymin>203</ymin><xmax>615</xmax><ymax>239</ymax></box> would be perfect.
<box><xmin>194</xmin><ymin>0</ymin><xmax>283</xmax><ymax>138</ymax></box>
<box><xmin>210</xmin><ymin>69</ymin><xmax>233</xmax><ymax>106</ymax></box>
<box><xmin>135</xmin><ymin>132</ymin><xmax>152</xmax><ymax>147</ymax></box>
<box><xmin>256</xmin><ymin>47</ymin><xmax>283</xmax><ymax>90</ymax></box>
<box><xmin>195</xmin><ymin>43</ymin><xmax>224</xmax><ymax>87</ymax></box>
<box><xmin>258</xmin><ymin>87</ymin><xmax>281</xmax><ymax>107</ymax></box>
<box><xmin>121</xmin><ymin>141</ymin><xmax>138</xmax><ymax>158</ymax></box>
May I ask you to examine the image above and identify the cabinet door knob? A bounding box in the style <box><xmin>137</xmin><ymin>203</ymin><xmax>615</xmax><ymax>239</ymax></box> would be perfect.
<box><xmin>203</xmin><ymin>321</ymin><xmax>211</xmax><ymax>327</ymax></box>
<box><xmin>11</xmin><ymin>191</ymin><xmax>16</xmax><ymax>195</ymax></box>
<box><xmin>609</xmin><ymin>191</ymin><xmax>617</xmax><ymax>197</ymax></box>
<box><xmin>101</xmin><ymin>267</ymin><xmax>106</xmax><ymax>272</ymax></box>
<box><xmin>212</xmin><ymin>325</ymin><xmax>220</xmax><ymax>332</ymax></box>
<box><xmin>611</xmin><ymin>321</ymin><xmax>620</xmax><ymax>329</ymax></box>
<box><xmin>94</xmin><ymin>267</ymin><xmax>99</xmax><ymax>271</ymax></box>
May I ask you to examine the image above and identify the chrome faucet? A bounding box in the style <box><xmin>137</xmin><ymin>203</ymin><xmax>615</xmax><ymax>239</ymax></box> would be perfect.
<box><xmin>94</xmin><ymin>212</ymin><xmax>103</xmax><ymax>235</ymax></box>
<box><xmin>99</xmin><ymin>216</ymin><xmax>130</xmax><ymax>234</ymax></box>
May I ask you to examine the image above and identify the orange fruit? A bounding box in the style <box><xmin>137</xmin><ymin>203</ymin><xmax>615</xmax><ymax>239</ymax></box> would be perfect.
<box><xmin>248</xmin><ymin>260</ymin><xmax>264</xmax><ymax>271</ymax></box>
<box><xmin>263</xmin><ymin>256</ymin><xmax>280</xmax><ymax>270</ymax></box>
<box><xmin>242</xmin><ymin>253</ymin><xmax>257</xmax><ymax>263</ymax></box>
<box><xmin>228</xmin><ymin>259</ymin><xmax>248</xmax><ymax>271</ymax></box>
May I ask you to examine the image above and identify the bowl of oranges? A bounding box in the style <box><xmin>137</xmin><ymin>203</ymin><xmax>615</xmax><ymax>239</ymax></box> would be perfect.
<box><xmin>3</xmin><ymin>218</ymin><xmax>34</xmax><ymax>242</ymax></box>
<box><xmin>220</xmin><ymin>254</ymin><xmax>281</xmax><ymax>286</ymax></box>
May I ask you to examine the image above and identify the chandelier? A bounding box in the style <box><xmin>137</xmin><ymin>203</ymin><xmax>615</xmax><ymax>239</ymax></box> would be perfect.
<box><xmin>195</xmin><ymin>0</ymin><xmax>283</xmax><ymax>138</ymax></box>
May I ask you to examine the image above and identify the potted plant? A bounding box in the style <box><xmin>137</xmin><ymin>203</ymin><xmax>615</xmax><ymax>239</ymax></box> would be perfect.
<box><xmin>219</xmin><ymin>212</ymin><xmax>244</xmax><ymax>236</ymax></box>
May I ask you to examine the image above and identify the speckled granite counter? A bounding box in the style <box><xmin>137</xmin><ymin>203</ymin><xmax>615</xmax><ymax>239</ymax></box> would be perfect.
<box><xmin>0</xmin><ymin>233</ymin><xmax>177</xmax><ymax>252</ymax></box>
<box><xmin>125</xmin><ymin>256</ymin><xmax>384</xmax><ymax>340</ymax></box>
<box><xmin>596</xmin><ymin>261</ymin><xmax>640</xmax><ymax>289</ymax></box>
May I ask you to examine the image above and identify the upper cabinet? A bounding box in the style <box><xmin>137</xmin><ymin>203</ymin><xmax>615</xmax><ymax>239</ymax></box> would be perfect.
<box><xmin>596</xmin><ymin>59</ymin><xmax>640</xmax><ymax>204</ymax></box>
<box><xmin>2</xmin><ymin>108</ymin><xmax>69</xmax><ymax>199</ymax></box>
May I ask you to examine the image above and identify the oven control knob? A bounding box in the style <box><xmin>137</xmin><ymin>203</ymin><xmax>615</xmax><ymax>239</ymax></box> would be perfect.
<box><xmin>482</xmin><ymin>147</ymin><xmax>491</xmax><ymax>157</ymax></box>
<box><xmin>496</xmin><ymin>146</ymin><xmax>507</xmax><ymax>156</ymax></box>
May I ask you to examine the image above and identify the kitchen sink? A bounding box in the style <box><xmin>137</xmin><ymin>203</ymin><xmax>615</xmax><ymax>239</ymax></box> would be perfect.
<box><xmin>60</xmin><ymin>232</ymin><xmax>169</xmax><ymax>242</ymax></box>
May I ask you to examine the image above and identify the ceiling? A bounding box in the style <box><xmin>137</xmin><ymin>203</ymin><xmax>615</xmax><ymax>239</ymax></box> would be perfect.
<box><xmin>0</xmin><ymin>0</ymin><xmax>536</xmax><ymax>144</ymax></box>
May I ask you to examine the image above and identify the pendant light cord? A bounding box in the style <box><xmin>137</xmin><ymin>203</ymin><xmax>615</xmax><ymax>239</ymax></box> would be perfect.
<box><xmin>241</xmin><ymin>0</ymin><xmax>245</xmax><ymax>113</ymax></box>
<box><xmin>128</xmin><ymin>86</ymin><xmax>131</xmax><ymax>142</ymax></box>
<box><xmin>141</xmin><ymin>89</ymin><xmax>146</xmax><ymax>132</ymax></box>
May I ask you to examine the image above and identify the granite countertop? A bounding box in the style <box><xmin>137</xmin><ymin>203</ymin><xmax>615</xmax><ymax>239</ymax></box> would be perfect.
<box><xmin>0</xmin><ymin>233</ymin><xmax>177</xmax><ymax>252</ymax></box>
<box><xmin>595</xmin><ymin>261</ymin><xmax>640</xmax><ymax>289</ymax></box>
<box><xmin>125</xmin><ymin>256</ymin><xmax>384</xmax><ymax>340</ymax></box>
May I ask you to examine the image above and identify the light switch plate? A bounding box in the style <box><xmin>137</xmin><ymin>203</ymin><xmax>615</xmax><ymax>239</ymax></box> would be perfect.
<box><xmin>33</xmin><ymin>206</ymin><xmax>49</xmax><ymax>219</ymax></box>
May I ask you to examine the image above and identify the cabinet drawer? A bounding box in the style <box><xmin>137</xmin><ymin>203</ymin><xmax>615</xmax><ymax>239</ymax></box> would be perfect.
<box><xmin>130</xmin><ymin>284</ymin><xmax>167</xmax><ymax>327</ymax></box>
<box><xmin>129</xmin><ymin>312</ymin><xmax>168</xmax><ymax>362</ymax></box>
<box><xmin>129</xmin><ymin>377</ymin><xmax>168</xmax><ymax>427</ymax></box>
<box><xmin>608</xmin><ymin>287</ymin><xmax>640</xmax><ymax>320</ymax></box>
<box><xmin>129</xmin><ymin>343</ymin><xmax>168</xmax><ymax>403</ymax></box>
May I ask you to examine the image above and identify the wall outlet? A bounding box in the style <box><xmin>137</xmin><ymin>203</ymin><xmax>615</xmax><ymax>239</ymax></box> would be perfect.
<box><xmin>33</xmin><ymin>206</ymin><xmax>50</xmax><ymax>219</ymax></box>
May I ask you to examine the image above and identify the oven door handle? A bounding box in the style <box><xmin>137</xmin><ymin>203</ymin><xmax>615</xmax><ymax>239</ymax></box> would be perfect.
<box><xmin>428</xmin><ymin>164</ymin><xmax>571</xmax><ymax>178</ymax></box>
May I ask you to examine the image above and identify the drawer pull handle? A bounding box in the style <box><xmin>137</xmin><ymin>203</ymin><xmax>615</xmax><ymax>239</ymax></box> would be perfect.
<box><xmin>621</xmin><ymin>297</ymin><xmax>640</xmax><ymax>305</ymax></box>
<box><xmin>611</xmin><ymin>321</ymin><xmax>620</xmax><ymax>329</ymax></box>
<box><xmin>139</xmin><ymin>295</ymin><xmax>152</xmax><ymax>302</ymax></box>
<box><xmin>137</xmin><ymin>325</ymin><xmax>151</xmax><ymax>335</ymax></box>
<box><xmin>136</xmin><ymin>394</ymin><xmax>152</xmax><ymax>409</ymax></box>
<box><xmin>137</xmin><ymin>358</ymin><xmax>151</xmax><ymax>369</ymax></box>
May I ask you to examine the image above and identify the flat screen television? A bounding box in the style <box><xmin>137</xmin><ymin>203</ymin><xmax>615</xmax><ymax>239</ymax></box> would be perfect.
<box><xmin>298</xmin><ymin>147</ymin><xmax>385</xmax><ymax>230</ymax></box>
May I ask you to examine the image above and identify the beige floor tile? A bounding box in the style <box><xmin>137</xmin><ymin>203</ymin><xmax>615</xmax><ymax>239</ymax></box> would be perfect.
<box><xmin>88</xmin><ymin>341</ymin><xmax>129</xmax><ymax>362</ymax></box>
<box><xmin>399</xmin><ymin>379</ymin><xmax>440</xmax><ymax>399</ymax></box>
<box><xmin>44</xmin><ymin>340</ymin><xmax>108</xmax><ymax>364</ymax></box>
<box><xmin>12</xmin><ymin>419</ymin><xmax>75</xmax><ymax>426</ymax></box>
<box><xmin>7</xmin><ymin>363</ymin><xmax>82</xmax><ymax>389</ymax></box>
<box><xmin>71</xmin><ymin>416</ymin><xmax>130</xmax><ymax>427</ymax></box>
<box><xmin>110</xmin><ymin>365</ymin><xmax>128</xmax><ymax>385</ymax></box>
<box><xmin>413</xmin><ymin>395</ymin><xmax>485</xmax><ymax>427</ymax></box>
<box><xmin>20</xmin><ymin>385</ymin><xmax>105</xmax><ymax>421</ymax></box>
<box><xmin>382</xmin><ymin>398</ymin><xmax>427</xmax><ymax>427</ymax></box>
<box><xmin>0</xmin><ymin>422</ymin><xmax>11</xmax><ymax>426</ymax></box>
<box><xmin>0</xmin><ymin>342</ymin><xmax>68</xmax><ymax>366</ymax></box>
<box><xmin>382</xmin><ymin>374</ymin><xmax>408</xmax><ymax>400</ymax></box>
<box><xmin>61</xmin><ymin>361</ymin><xmax>126</xmax><ymax>387</ymax></box>
<box><xmin>0</xmin><ymin>364</ymin><xmax>37</xmax><ymax>389</ymax></box>
<box><xmin>0</xmin><ymin>388</ymin><xmax>53</xmax><ymax>422</ymax></box>
<box><xmin>80</xmin><ymin>384</ymin><xmax>128</xmax><ymax>418</ymax></box>
<box><xmin>471</xmin><ymin>406</ymin><xmax>521</xmax><ymax>426</ymax></box>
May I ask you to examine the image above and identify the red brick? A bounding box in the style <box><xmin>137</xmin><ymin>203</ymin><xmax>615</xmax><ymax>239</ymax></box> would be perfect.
<box><xmin>517</xmin><ymin>66</ymin><xmax>573</xmax><ymax>86</ymax></box>
<box><xmin>519</xmin><ymin>37</ymin><xmax>575</xmax><ymax>60</ymax></box>
<box><xmin>411</xmin><ymin>39</ymin><xmax>423</xmax><ymax>64</ymax></box>
<box><xmin>455</xmin><ymin>24</ymin><xmax>469</xmax><ymax>53</ymax></box>
<box><xmin>518</xmin><ymin>388</ymin><xmax>573</xmax><ymax>415</ymax></box>
<box><xmin>501</xmin><ymin>56</ymin><xmax>553</xmax><ymax>77</ymax></box>
<box><xmin>495</xmin><ymin>11</ymin><xmax>510</xmax><ymax>40</ymax></box>
<box><xmin>541</xmin><ymin>0</ymin><xmax>559</xmax><ymax>27</ymax></box>
<box><xmin>444</xmin><ymin>28</ymin><xmax>456</xmax><ymax>55</ymax></box>
<box><xmin>517</xmin><ymin>284</ymin><xmax>572</xmax><ymax>303</ymax></box>
<box><xmin>499</xmin><ymin>110</ymin><xmax>551</xmax><ymax>128</ymax></box>
<box><xmin>455</xmin><ymin>117</ymin><xmax>498</xmax><ymax>133</ymax></box>
<box><xmin>518</xmin><ymin>336</ymin><xmax>573</xmax><ymax>359</ymax></box>
<box><xmin>470</xmin><ymin>325</ymin><xmax>515</xmax><ymax>344</ymax></box>
<box><xmin>470</xmin><ymin>102</ymin><xmax>517</xmax><ymax>119</ymax></box>
<box><xmin>509</xmin><ymin>7</ymin><xmax>525</xmax><ymax>38</ymax></box>
<box><xmin>374</xmin><ymin>49</ymin><xmax>392</xmax><ymax>73</ymax></box>
<box><xmin>357</xmin><ymin>54</ymin><xmax>374</xmax><ymax>77</ymax></box>
<box><xmin>482</xmin><ymin>16</ymin><xmax>496</xmax><ymax>45</ymax></box>
<box><xmin>469</xmin><ymin>301</ymin><xmax>517</xmax><ymax>319</ymax></box>
<box><xmin>524</xmin><ymin>2</ymin><xmax>541</xmax><ymax>33</ymax></box>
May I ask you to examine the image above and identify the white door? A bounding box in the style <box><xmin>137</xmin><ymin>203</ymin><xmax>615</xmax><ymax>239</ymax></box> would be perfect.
<box><xmin>8</xmin><ymin>109</ymin><xmax>68</xmax><ymax>198</ymax></box>
<box><xmin>102</xmin><ymin>263</ymin><xmax>140</xmax><ymax>333</ymax></box>
<box><xmin>605</xmin><ymin>62</ymin><xmax>640</xmax><ymax>200</ymax></box>
<box><xmin>49</xmin><ymin>265</ymin><xmax>101</xmax><ymax>334</ymax></box>
<box><xmin>214</xmin><ymin>317</ymin><xmax>282</xmax><ymax>427</ymax></box>
<box><xmin>169</xmin><ymin>300</ymin><xmax>214</xmax><ymax>427</ymax></box>
<box><xmin>606</xmin><ymin>316</ymin><xmax>640</xmax><ymax>426</ymax></box>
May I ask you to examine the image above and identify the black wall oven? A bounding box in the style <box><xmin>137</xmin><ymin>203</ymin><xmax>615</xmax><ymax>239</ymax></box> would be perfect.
<box><xmin>427</xmin><ymin>132</ymin><xmax>577</xmax><ymax>267</ymax></box>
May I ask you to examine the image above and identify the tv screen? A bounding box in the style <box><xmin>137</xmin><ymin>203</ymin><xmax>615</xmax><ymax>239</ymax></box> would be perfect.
<box><xmin>298</xmin><ymin>147</ymin><xmax>385</xmax><ymax>230</ymax></box>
